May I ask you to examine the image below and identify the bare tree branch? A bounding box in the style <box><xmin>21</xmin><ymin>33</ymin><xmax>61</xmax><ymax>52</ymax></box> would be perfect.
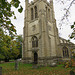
<box><xmin>61</xmin><ymin>0</ymin><xmax>75</xmax><ymax>21</ymax></box>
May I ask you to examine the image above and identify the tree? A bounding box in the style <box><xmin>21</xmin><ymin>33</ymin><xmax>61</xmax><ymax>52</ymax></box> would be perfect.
<box><xmin>0</xmin><ymin>0</ymin><xmax>23</xmax><ymax>35</ymax></box>
<box><xmin>0</xmin><ymin>28</ymin><xmax>11</xmax><ymax>61</ymax></box>
<box><xmin>0</xmin><ymin>54</ymin><xmax>5</xmax><ymax>63</ymax></box>
<box><xmin>56</xmin><ymin>0</ymin><xmax>75</xmax><ymax>20</ymax></box>
<box><xmin>0</xmin><ymin>0</ymin><xmax>23</xmax><ymax>61</ymax></box>
<box><xmin>55</xmin><ymin>0</ymin><xmax>75</xmax><ymax>39</ymax></box>
<box><xmin>16</xmin><ymin>35</ymin><xmax>22</xmax><ymax>58</ymax></box>
<box><xmin>0</xmin><ymin>28</ymin><xmax>20</xmax><ymax>61</ymax></box>
<box><xmin>0</xmin><ymin>28</ymin><xmax>5</xmax><ymax>61</ymax></box>
<box><xmin>10</xmin><ymin>40</ymin><xmax>20</xmax><ymax>60</ymax></box>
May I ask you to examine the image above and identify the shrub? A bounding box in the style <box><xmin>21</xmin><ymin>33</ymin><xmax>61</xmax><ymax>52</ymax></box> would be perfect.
<box><xmin>64</xmin><ymin>61</ymin><xmax>72</xmax><ymax>68</ymax></box>
<box><xmin>70</xmin><ymin>70</ymin><xmax>75</xmax><ymax>75</ymax></box>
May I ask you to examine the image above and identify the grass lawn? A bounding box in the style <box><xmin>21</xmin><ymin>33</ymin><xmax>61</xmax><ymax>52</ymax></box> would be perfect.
<box><xmin>0</xmin><ymin>62</ymin><xmax>74</xmax><ymax>75</ymax></box>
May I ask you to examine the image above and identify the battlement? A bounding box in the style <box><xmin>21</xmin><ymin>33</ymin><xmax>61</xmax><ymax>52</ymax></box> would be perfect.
<box><xmin>26</xmin><ymin>0</ymin><xmax>53</xmax><ymax>7</ymax></box>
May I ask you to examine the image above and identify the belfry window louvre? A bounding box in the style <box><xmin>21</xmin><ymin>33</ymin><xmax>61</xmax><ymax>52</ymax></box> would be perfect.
<box><xmin>48</xmin><ymin>9</ymin><xmax>50</xmax><ymax>20</ymax></box>
<box><xmin>46</xmin><ymin>7</ymin><xmax>47</xmax><ymax>18</ymax></box>
<box><xmin>34</xmin><ymin>6</ymin><xmax>38</xmax><ymax>18</ymax></box>
<box><xmin>31</xmin><ymin>8</ymin><xmax>34</xmax><ymax>20</ymax></box>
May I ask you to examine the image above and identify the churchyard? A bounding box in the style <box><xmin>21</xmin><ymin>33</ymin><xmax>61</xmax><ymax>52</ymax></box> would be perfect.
<box><xmin>0</xmin><ymin>61</ymin><xmax>75</xmax><ymax>75</ymax></box>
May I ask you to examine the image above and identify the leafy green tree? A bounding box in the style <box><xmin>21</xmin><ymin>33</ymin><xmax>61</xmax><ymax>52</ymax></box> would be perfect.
<box><xmin>10</xmin><ymin>40</ymin><xmax>20</xmax><ymax>60</ymax></box>
<box><xmin>1</xmin><ymin>45</ymin><xmax>10</xmax><ymax>62</ymax></box>
<box><xmin>0</xmin><ymin>54</ymin><xmax>5</xmax><ymax>63</ymax></box>
<box><xmin>0</xmin><ymin>28</ymin><xmax>20</xmax><ymax>61</ymax></box>
<box><xmin>0</xmin><ymin>28</ymin><xmax>5</xmax><ymax>61</ymax></box>
<box><xmin>16</xmin><ymin>35</ymin><xmax>22</xmax><ymax>58</ymax></box>
<box><xmin>0</xmin><ymin>0</ymin><xmax>23</xmax><ymax>62</ymax></box>
<box><xmin>0</xmin><ymin>0</ymin><xmax>23</xmax><ymax>35</ymax></box>
<box><xmin>0</xmin><ymin>0</ymin><xmax>23</xmax><ymax>61</ymax></box>
<box><xmin>0</xmin><ymin>33</ymin><xmax>12</xmax><ymax>62</ymax></box>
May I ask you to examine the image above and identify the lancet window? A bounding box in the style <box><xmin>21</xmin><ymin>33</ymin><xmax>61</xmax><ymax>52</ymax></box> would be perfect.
<box><xmin>48</xmin><ymin>9</ymin><xmax>50</xmax><ymax>20</ymax></box>
<box><xmin>31</xmin><ymin>8</ymin><xmax>34</xmax><ymax>20</ymax></box>
<box><xmin>34</xmin><ymin>6</ymin><xmax>38</xmax><ymax>18</ymax></box>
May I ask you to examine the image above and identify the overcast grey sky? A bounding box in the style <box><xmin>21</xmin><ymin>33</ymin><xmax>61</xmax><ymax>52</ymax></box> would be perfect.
<box><xmin>8</xmin><ymin>0</ymin><xmax>75</xmax><ymax>43</ymax></box>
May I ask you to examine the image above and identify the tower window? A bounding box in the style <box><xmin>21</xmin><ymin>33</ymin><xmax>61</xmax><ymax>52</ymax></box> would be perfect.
<box><xmin>48</xmin><ymin>9</ymin><xmax>50</xmax><ymax>20</ymax></box>
<box><xmin>34</xmin><ymin>6</ymin><xmax>38</xmax><ymax>18</ymax></box>
<box><xmin>31</xmin><ymin>8</ymin><xmax>34</xmax><ymax>20</ymax></box>
<box><xmin>46</xmin><ymin>7</ymin><xmax>47</xmax><ymax>17</ymax></box>
<box><xmin>32</xmin><ymin>36</ymin><xmax>38</xmax><ymax>48</ymax></box>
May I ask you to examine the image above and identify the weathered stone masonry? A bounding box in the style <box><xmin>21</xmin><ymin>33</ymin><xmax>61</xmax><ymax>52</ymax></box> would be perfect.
<box><xmin>22</xmin><ymin>0</ymin><xmax>75</xmax><ymax>65</ymax></box>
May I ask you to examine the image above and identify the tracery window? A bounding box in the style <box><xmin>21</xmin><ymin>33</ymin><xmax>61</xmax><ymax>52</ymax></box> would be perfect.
<box><xmin>32</xmin><ymin>36</ymin><xmax>38</xmax><ymax>48</ymax></box>
<box><xmin>63</xmin><ymin>46</ymin><xmax>69</xmax><ymax>57</ymax></box>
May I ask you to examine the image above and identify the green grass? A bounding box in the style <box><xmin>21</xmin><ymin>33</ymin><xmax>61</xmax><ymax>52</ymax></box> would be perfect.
<box><xmin>0</xmin><ymin>62</ymin><xmax>74</xmax><ymax>75</ymax></box>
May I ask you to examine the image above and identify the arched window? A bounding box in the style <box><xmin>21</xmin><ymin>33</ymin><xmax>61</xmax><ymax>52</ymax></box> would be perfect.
<box><xmin>31</xmin><ymin>8</ymin><xmax>33</xmax><ymax>20</ymax></box>
<box><xmin>62</xmin><ymin>46</ymin><xmax>69</xmax><ymax>57</ymax></box>
<box><xmin>32</xmin><ymin>36</ymin><xmax>38</xmax><ymax>48</ymax></box>
<box><xmin>34</xmin><ymin>6</ymin><xmax>38</xmax><ymax>18</ymax></box>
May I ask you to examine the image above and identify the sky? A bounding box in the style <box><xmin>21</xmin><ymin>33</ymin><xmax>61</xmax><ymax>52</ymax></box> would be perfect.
<box><xmin>8</xmin><ymin>0</ymin><xmax>75</xmax><ymax>44</ymax></box>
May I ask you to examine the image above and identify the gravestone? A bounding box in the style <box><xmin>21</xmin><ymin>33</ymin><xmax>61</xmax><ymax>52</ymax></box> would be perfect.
<box><xmin>15</xmin><ymin>60</ymin><xmax>18</xmax><ymax>70</ymax></box>
<box><xmin>50</xmin><ymin>62</ymin><xmax>57</xmax><ymax>67</ymax></box>
<box><xmin>0</xmin><ymin>67</ymin><xmax>2</xmax><ymax>75</ymax></box>
<box><xmin>32</xmin><ymin>64</ymin><xmax>38</xmax><ymax>69</ymax></box>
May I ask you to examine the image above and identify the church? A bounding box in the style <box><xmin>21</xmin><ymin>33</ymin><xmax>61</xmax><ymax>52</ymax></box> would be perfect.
<box><xmin>22</xmin><ymin>0</ymin><xmax>75</xmax><ymax>65</ymax></box>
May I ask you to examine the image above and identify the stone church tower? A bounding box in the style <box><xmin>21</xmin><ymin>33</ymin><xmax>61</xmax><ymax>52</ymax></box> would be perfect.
<box><xmin>22</xmin><ymin>0</ymin><xmax>74</xmax><ymax>65</ymax></box>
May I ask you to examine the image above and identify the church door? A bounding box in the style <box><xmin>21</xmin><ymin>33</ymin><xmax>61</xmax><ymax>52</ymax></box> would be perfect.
<box><xmin>34</xmin><ymin>52</ymin><xmax>38</xmax><ymax>64</ymax></box>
